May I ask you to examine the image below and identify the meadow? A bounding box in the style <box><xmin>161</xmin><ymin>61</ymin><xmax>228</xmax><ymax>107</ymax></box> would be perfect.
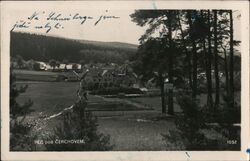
<box><xmin>16</xmin><ymin>81</ymin><xmax>173</xmax><ymax>150</ymax></box>
<box><xmin>13</xmin><ymin>69</ymin><xmax>59</xmax><ymax>81</ymax></box>
<box><xmin>16</xmin><ymin>79</ymin><xmax>240</xmax><ymax>150</ymax></box>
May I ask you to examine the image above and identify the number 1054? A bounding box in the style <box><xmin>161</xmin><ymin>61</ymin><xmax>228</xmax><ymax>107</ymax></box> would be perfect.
<box><xmin>227</xmin><ymin>140</ymin><xmax>237</xmax><ymax>144</ymax></box>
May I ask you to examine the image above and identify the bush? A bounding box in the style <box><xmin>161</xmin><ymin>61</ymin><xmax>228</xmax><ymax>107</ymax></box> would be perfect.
<box><xmin>10</xmin><ymin>69</ymin><xmax>36</xmax><ymax>151</ymax></box>
<box><xmin>10</xmin><ymin>121</ymin><xmax>37</xmax><ymax>151</ymax></box>
<box><xmin>163</xmin><ymin>93</ymin><xmax>241</xmax><ymax>150</ymax></box>
<box><xmin>45</xmin><ymin>100</ymin><xmax>113</xmax><ymax>151</ymax></box>
<box><xmin>212</xmin><ymin>95</ymin><xmax>241</xmax><ymax>150</ymax></box>
<box><xmin>234</xmin><ymin>77</ymin><xmax>241</xmax><ymax>91</ymax></box>
<box><xmin>162</xmin><ymin>95</ymin><xmax>214</xmax><ymax>150</ymax></box>
<box><xmin>216</xmin><ymin>95</ymin><xmax>241</xmax><ymax>124</ymax></box>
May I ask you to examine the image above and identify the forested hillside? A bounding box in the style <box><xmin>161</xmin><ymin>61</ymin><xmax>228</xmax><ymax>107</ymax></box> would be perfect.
<box><xmin>10</xmin><ymin>32</ymin><xmax>137</xmax><ymax>64</ymax></box>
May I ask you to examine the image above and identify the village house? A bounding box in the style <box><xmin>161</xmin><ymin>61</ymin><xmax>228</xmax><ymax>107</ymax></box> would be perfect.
<box><xmin>99</xmin><ymin>69</ymin><xmax>115</xmax><ymax>87</ymax></box>
<box><xmin>34</xmin><ymin>61</ymin><xmax>47</xmax><ymax>70</ymax></box>
<box><xmin>83</xmin><ymin>65</ymin><xmax>138</xmax><ymax>89</ymax></box>
<box><xmin>84</xmin><ymin>68</ymin><xmax>102</xmax><ymax>88</ymax></box>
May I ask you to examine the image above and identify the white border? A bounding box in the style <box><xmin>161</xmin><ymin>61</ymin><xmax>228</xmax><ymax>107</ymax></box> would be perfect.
<box><xmin>1</xmin><ymin>1</ymin><xmax>249</xmax><ymax>161</ymax></box>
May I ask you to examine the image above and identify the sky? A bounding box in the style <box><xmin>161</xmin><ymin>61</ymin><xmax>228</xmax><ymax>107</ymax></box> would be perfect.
<box><xmin>8</xmin><ymin>7</ymin><xmax>241</xmax><ymax>45</ymax></box>
<box><xmin>9</xmin><ymin>9</ymin><xmax>147</xmax><ymax>45</ymax></box>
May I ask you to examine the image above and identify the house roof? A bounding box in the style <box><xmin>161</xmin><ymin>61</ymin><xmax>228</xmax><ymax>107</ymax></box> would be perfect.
<box><xmin>35</xmin><ymin>61</ymin><xmax>46</xmax><ymax>65</ymax></box>
<box><xmin>59</xmin><ymin>64</ymin><xmax>66</xmax><ymax>69</ymax></box>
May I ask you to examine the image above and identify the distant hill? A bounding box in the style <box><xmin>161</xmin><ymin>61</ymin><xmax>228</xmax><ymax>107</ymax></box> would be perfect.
<box><xmin>77</xmin><ymin>39</ymin><xmax>138</xmax><ymax>50</ymax></box>
<box><xmin>10</xmin><ymin>32</ymin><xmax>138</xmax><ymax>64</ymax></box>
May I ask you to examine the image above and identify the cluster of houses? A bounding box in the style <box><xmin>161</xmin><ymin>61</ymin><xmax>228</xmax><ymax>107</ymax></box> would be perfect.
<box><xmin>10</xmin><ymin>59</ymin><xmax>82</xmax><ymax>71</ymax></box>
<box><xmin>11</xmin><ymin>59</ymin><xmax>157</xmax><ymax>90</ymax></box>
<box><xmin>81</xmin><ymin>63</ymin><xmax>139</xmax><ymax>89</ymax></box>
<box><xmin>84</xmin><ymin>70</ymin><xmax>138</xmax><ymax>89</ymax></box>
<box><xmin>33</xmin><ymin>61</ymin><xmax>139</xmax><ymax>89</ymax></box>
<box><xmin>34</xmin><ymin>61</ymin><xmax>82</xmax><ymax>71</ymax></box>
<box><xmin>12</xmin><ymin>59</ymin><xmax>230</xmax><ymax>92</ymax></box>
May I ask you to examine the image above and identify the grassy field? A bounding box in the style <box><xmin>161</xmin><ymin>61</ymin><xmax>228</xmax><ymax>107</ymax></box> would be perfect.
<box><xmin>16</xmin><ymin>81</ymin><xmax>153</xmax><ymax>116</ymax></box>
<box><xmin>17</xmin><ymin>81</ymin><xmax>79</xmax><ymax>116</ymax></box>
<box><xmin>14</xmin><ymin>69</ymin><xmax>57</xmax><ymax>75</ymax></box>
<box><xmin>14</xmin><ymin>69</ymin><xmax>59</xmax><ymax>81</ymax></box>
<box><xmin>127</xmin><ymin>91</ymin><xmax>241</xmax><ymax>114</ymax></box>
<box><xmin>98</xmin><ymin>117</ymin><xmax>175</xmax><ymax>151</ymax></box>
<box><xmin>16</xmin><ymin>80</ymin><xmax>241</xmax><ymax>151</ymax></box>
<box><xmin>127</xmin><ymin>97</ymin><xmax>182</xmax><ymax>113</ymax></box>
<box><xmin>16</xmin><ymin>81</ymin><xmax>174</xmax><ymax>150</ymax></box>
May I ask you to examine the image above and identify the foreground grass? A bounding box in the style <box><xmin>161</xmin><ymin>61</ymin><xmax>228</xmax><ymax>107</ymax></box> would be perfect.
<box><xmin>98</xmin><ymin>117</ymin><xmax>175</xmax><ymax>151</ymax></box>
<box><xmin>16</xmin><ymin>81</ymin><xmax>240</xmax><ymax>151</ymax></box>
<box><xmin>17</xmin><ymin>81</ymin><xmax>79</xmax><ymax>116</ymax></box>
<box><xmin>16</xmin><ymin>81</ymin><xmax>175</xmax><ymax>150</ymax></box>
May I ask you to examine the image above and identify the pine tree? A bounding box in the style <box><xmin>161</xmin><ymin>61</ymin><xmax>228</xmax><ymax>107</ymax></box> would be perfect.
<box><xmin>206</xmin><ymin>10</ymin><xmax>214</xmax><ymax>109</ymax></box>
<box><xmin>213</xmin><ymin>10</ymin><xmax>220</xmax><ymax>108</ymax></box>
<box><xmin>45</xmin><ymin>100</ymin><xmax>112</xmax><ymax>151</ymax></box>
<box><xmin>187</xmin><ymin>10</ymin><xmax>198</xmax><ymax>99</ymax></box>
<box><xmin>229</xmin><ymin>10</ymin><xmax>234</xmax><ymax>108</ymax></box>
<box><xmin>130</xmin><ymin>10</ymin><xmax>180</xmax><ymax>115</ymax></box>
<box><xmin>177</xmin><ymin>11</ymin><xmax>192</xmax><ymax>89</ymax></box>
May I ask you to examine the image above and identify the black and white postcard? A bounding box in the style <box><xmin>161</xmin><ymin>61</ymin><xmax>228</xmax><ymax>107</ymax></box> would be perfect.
<box><xmin>1</xmin><ymin>1</ymin><xmax>249</xmax><ymax>161</ymax></box>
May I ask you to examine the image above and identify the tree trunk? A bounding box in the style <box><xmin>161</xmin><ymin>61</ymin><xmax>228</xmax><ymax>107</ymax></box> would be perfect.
<box><xmin>199</xmin><ymin>10</ymin><xmax>213</xmax><ymax>109</ymax></box>
<box><xmin>222</xmin><ymin>47</ymin><xmax>229</xmax><ymax>96</ymax></box>
<box><xmin>167</xmin><ymin>11</ymin><xmax>174</xmax><ymax>115</ymax></box>
<box><xmin>187</xmin><ymin>11</ymin><xmax>198</xmax><ymax>99</ymax></box>
<box><xmin>229</xmin><ymin>10</ymin><xmax>234</xmax><ymax>108</ymax></box>
<box><xmin>177</xmin><ymin>12</ymin><xmax>192</xmax><ymax>89</ymax></box>
<box><xmin>206</xmin><ymin>10</ymin><xmax>214</xmax><ymax>109</ymax></box>
<box><xmin>213</xmin><ymin>10</ymin><xmax>220</xmax><ymax>109</ymax></box>
<box><xmin>159</xmin><ymin>73</ymin><xmax>166</xmax><ymax>114</ymax></box>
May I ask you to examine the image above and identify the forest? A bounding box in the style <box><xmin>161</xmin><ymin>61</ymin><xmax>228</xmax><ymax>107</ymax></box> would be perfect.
<box><xmin>130</xmin><ymin>10</ymin><xmax>242</xmax><ymax>150</ymax></box>
<box><xmin>10</xmin><ymin>32</ymin><xmax>137</xmax><ymax>64</ymax></box>
<box><xmin>131</xmin><ymin>9</ymin><xmax>241</xmax><ymax>115</ymax></box>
